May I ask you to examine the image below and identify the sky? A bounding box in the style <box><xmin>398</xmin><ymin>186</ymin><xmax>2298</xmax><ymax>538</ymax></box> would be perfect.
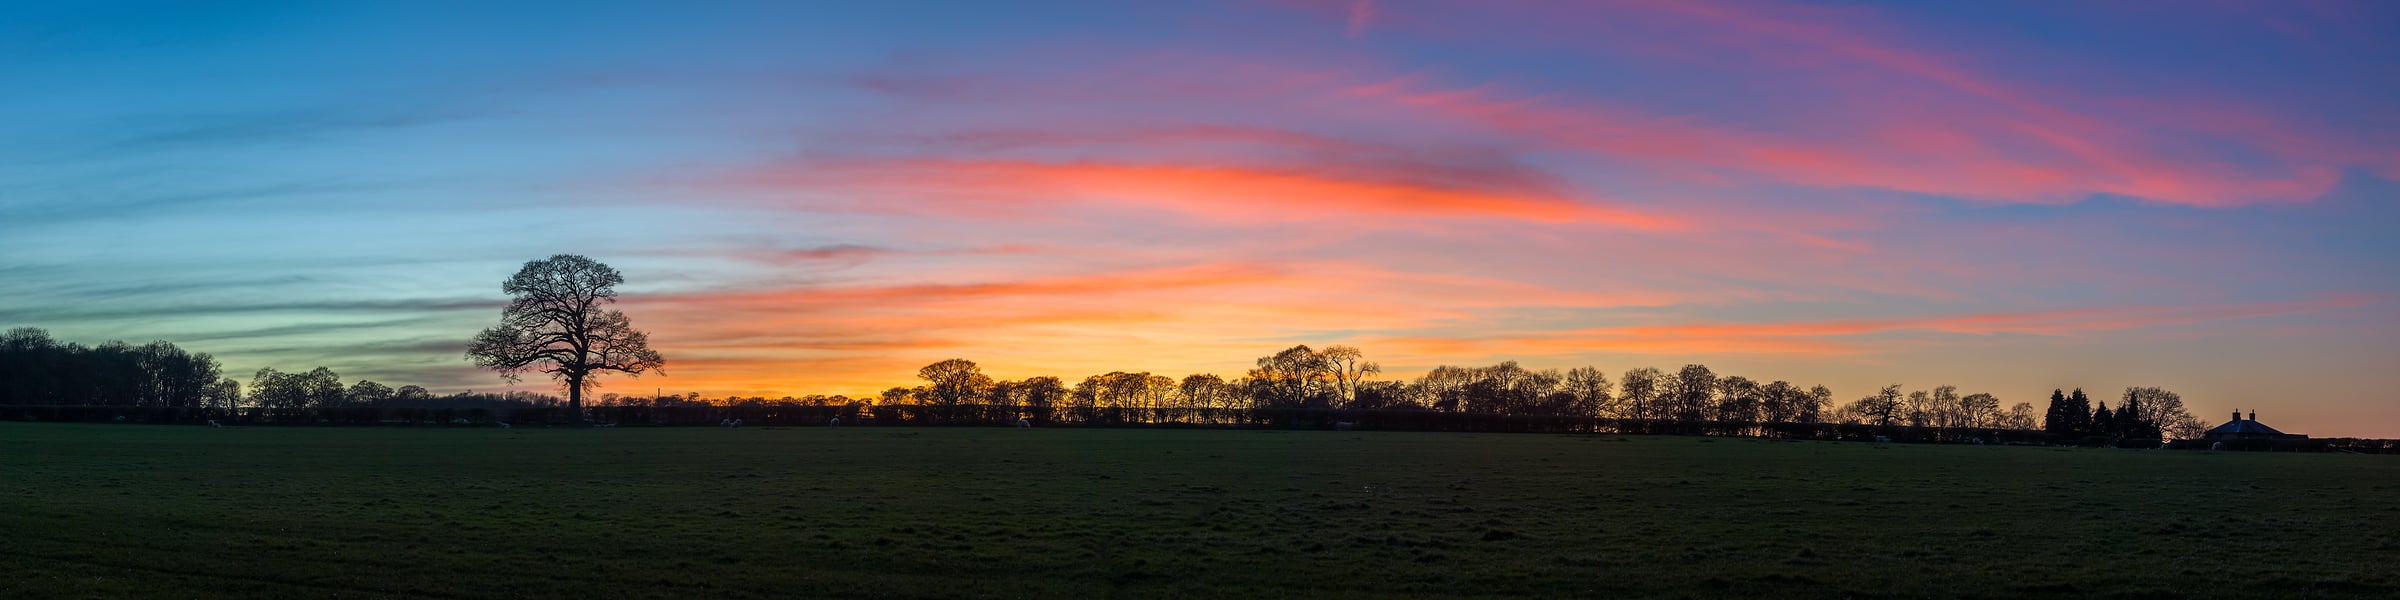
<box><xmin>2</xmin><ymin>1</ymin><xmax>2396</xmax><ymax>436</ymax></box>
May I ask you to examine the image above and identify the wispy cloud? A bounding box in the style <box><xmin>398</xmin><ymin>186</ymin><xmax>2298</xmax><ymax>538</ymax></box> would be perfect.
<box><xmin>728</xmin><ymin>158</ymin><xmax>1680</xmax><ymax>230</ymax></box>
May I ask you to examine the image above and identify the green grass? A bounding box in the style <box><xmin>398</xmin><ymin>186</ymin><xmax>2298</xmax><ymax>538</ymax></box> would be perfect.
<box><xmin>2</xmin><ymin>423</ymin><xmax>2394</xmax><ymax>599</ymax></box>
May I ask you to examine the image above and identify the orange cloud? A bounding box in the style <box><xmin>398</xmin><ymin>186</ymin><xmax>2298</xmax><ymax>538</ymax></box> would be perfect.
<box><xmin>731</xmin><ymin>158</ymin><xmax>1683</xmax><ymax>231</ymax></box>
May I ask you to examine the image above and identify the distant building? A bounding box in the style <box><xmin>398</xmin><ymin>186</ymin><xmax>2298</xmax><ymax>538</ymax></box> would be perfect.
<box><xmin>2203</xmin><ymin>410</ymin><xmax>2306</xmax><ymax>443</ymax></box>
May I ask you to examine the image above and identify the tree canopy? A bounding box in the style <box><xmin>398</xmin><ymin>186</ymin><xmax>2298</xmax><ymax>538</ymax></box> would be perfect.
<box><xmin>467</xmin><ymin>255</ymin><xmax>665</xmax><ymax>418</ymax></box>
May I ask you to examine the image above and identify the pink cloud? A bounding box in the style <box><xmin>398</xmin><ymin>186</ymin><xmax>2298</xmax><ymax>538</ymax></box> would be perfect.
<box><xmin>725</xmin><ymin>157</ymin><xmax>1684</xmax><ymax>230</ymax></box>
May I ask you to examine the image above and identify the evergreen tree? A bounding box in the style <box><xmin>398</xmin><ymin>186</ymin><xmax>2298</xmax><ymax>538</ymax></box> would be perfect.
<box><xmin>2042</xmin><ymin>388</ymin><xmax>2070</xmax><ymax>435</ymax></box>
<box><xmin>2115</xmin><ymin>390</ymin><xmax>2147</xmax><ymax>440</ymax></box>
<box><xmin>2091</xmin><ymin>401</ymin><xmax>2114</xmax><ymax>442</ymax></box>
<box><xmin>2067</xmin><ymin>388</ymin><xmax>2094</xmax><ymax>435</ymax></box>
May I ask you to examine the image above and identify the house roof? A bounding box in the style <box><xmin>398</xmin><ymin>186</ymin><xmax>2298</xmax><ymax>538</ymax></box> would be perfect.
<box><xmin>2206</xmin><ymin>418</ymin><xmax>2287</xmax><ymax>436</ymax></box>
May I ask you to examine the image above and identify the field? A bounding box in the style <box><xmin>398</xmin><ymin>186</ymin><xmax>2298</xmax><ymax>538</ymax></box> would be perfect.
<box><xmin>3</xmin><ymin>423</ymin><xmax>2395</xmax><ymax>599</ymax></box>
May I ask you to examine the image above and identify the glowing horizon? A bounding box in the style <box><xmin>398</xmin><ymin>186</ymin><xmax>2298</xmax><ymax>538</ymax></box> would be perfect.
<box><xmin>2</xmin><ymin>1</ymin><xmax>2395</xmax><ymax>436</ymax></box>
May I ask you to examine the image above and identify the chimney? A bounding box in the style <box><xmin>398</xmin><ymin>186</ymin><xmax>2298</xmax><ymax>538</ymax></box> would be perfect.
<box><xmin>2232</xmin><ymin>410</ymin><xmax>2241</xmax><ymax>422</ymax></box>
<box><xmin>2249</xmin><ymin>410</ymin><xmax>2256</xmax><ymax>421</ymax></box>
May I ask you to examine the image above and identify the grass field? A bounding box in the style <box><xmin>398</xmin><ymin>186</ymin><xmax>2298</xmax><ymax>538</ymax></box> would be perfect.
<box><xmin>3</xmin><ymin>423</ymin><xmax>2394</xmax><ymax>599</ymax></box>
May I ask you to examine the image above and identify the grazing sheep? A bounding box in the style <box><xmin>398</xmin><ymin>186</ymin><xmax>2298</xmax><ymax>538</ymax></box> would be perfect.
<box><xmin>1873</xmin><ymin>435</ymin><xmax>1891</xmax><ymax>443</ymax></box>
<box><xmin>1968</xmin><ymin>437</ymin><xmax>1985</xmax><ymax>445</ymax></box>
<box><xmin>828</xmin><ymin>417</ymin><xmax>841</xmax><ymax>427</ymax></box>
<box><xmin>2210</xmin><ymin>442</ymin><xmax>2224</xmax><ymax>451</ymax></box>
<box><xmin>1015</xmin><ymin>418</ymin><xmax>1031</xmax><ymax>428</ymax></box>
<box><xmin>731</xmin><ymin>418</ymin><xmax>743</xmax><ymax>428</ymax></box>
<box><xmin>207</xmin><ymin>420</ymin><xmax>223</xmax><ymax>429</ymax></box>
<box><xmin>1334</xmin><ymin>421</ymin><xmax>1357</xmax><ymax>431</ymax></box>
<box><xmin>499</xmin><ymin>422</ymin><xmax>512</xmax><ymax>429</ymax></box>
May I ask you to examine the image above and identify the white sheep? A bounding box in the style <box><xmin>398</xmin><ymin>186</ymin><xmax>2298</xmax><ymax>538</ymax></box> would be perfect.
<box><xmin>1016</xmin><ymin>418</ymin><xmax>1031</xmax><ymax>428</ymax></box>
<box><xmin>1873</xmin><ymin>435</ymin><xmax>1891</xmax><ymax>443</ymax></box>
<box><xmin>207</xmin><ymin>420</ymin><xmax>223</xmax><ymax>429</ymax></box>
<box><xmin>828</xmin><ymin>417</ymin><xmax>841</xmax><ymax>427</ymax></box>
<box><xmin>499</xmin><ymin>422</ymin><xmax>512</xmax><ymax>429</ymax></box>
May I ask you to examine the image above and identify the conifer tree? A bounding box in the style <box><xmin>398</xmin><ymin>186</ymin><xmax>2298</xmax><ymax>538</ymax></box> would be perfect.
<box><xmin>2116</xmin><ymin>390</ymin><xmax>2148</xmax><ymax>440</ymax></box>
<box><xmin>2067</xmin><ymin>388</ymin><xmax>2095</xmax><ymax>436</ymax></box>
<box><xmin>2091</xmin><ymin>402</ymin><xmax>2115</xmax><ymax>443</ymax></box>
<box><xmin>2042</xmin><ymin>388</ymin><xmax>2070</xmax><ymax>435</ymax></box>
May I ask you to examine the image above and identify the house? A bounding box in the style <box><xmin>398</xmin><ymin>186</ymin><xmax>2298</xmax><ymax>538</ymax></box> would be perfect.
<box><xmin>2203</xmin><ymin>410</ymin><xmax>2306</xmax><ymax>443</ymax></box>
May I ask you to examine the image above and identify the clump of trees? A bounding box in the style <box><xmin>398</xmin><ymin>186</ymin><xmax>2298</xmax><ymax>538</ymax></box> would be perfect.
<box><xmin>3</xmin><ymin>327</ymin><xmax>567</xmax><ymax>423</ymax></box>
<box><xmin>0</xmin><ymin>328</ymin><xmax>238</xmax><ymax>408</ymax></box>
<box><xmin>2039</xmin><ymin>387</ymin><xmax>2208</xmax><ymax>445</ymax></box>
<box><xmin>1831</xmin><ymin>384</ymin><xmax>2035</xmax><ymax>431</ymax></box>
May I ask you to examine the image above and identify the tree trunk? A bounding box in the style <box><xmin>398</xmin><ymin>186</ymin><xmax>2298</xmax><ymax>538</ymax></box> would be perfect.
<box><xmin>567</xmin><ymin>374</ymin><xmax>585</xmax><ymax>423</ymax></box>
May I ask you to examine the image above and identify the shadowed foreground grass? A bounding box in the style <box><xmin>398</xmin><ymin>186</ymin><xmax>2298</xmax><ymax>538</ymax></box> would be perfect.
<box><xmin>2</xmin><ymin>423</ymin><xmax>2394</xmax><ymax>599</ymax></box>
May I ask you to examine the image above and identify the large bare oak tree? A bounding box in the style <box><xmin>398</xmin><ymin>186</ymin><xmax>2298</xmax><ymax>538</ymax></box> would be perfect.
<box><xmin>467</xmin><ymin>255</ymin><xmax>664</xmax><ymax>419</ymax></box>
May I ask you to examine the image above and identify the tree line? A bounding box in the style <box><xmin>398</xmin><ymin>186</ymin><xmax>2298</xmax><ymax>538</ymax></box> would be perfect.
<box><xmin>823</xmin><ymin>347</ymin><xmax>2058</xmax><ymax>431</ymax></box>
<box><xmin>2</xmin><ymin>327</ymin><xmax>563</xmax><ymax>414</ymax></box>
<box><xmin>7</xmin><ymin>325</ymin><xmax>2225</xmax><ymax>446</ymax></box>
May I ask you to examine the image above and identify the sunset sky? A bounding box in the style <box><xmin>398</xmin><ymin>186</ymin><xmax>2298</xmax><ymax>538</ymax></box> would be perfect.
<box><xmin>3</xmin><ymin>1</ymin><xmax>2396</xmax><ymax>436</ymax></box>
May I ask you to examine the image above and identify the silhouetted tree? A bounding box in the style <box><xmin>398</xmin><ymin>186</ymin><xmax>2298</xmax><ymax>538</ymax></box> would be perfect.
<box><xmin>2043</xmin><ymin>389</ymin><xmax>2072</xmax><ymax>435</ymax></box>
<box><xmin>2091</xmin><ymin>402</ymin><xmax>2115</xmax><ymax>442</ymax></box>
<box><xmin>1803</xmin><ymin>385</ymin><xmax>1833</xmax><ymax>423</ymax></box>
<box><xmin>348</xmin><ymin>380</ymin><xmax>394</xmax><ymax>407</ymax></box>
<box><xmin>1248</xmin><ymin>345</ymin><xmax>1331</xmax><ymax>409</ymax></box>
<box><xmin>251</xmin><ymin>366</ymin><xmax>342</xmax><ymax>417</ymax></box>
<box><xmin>393</xmin><ymin>385</ymin><xmax>433</xmax><ymax>407</ymax></box>
<box><xmin>1563</xmin><ymin>367</ymin><xmax>1614</xmax><ymax>418</ymax></box>
<box><xmin>1958</xmin><ymin>392</ymin><xmax>2000</xmax><ymax>429</ymax></box>
<box><xmin>1619</xmin><ymin>367</ymin><xmax>1665</xmax><ymax>420</ymax></box>
<box><xmin>1901</xmin><ymin>389</ymin><xmax>1934</xmax><ymax>428</ymax></box>
<box><xmin>1758</xmin><ymin>380</ymin><xmax>1799</xmax><ymax>423</ymax></box>
<box><xmin>1718</xmin><ymin>376</ymin><xmax>1762</xmax><ymax>425</ymax></box>
<box><xmin>467</xmin><ymin>254</ymin><xmax>665</xmax><ymax>421</ymax></box>
<box><xmin>0</xmin><ymin>329</ymin><xmax>224</xmax><ymax>408</ymax></box>
<box><xmin>2002</xmin><ymin>401</ymin><xmax>2038</xmax><ymax>430</ymax></box>
<box><xmin>1177</xmin><ymin>373</ymin><xmax>1234</xmax><ymax>412</ymax></box>
<box><xmin>1662</xmin><ymin>365</ymin><xmax>1717</xmax><ymax>422</ymax></box>
<box><xmin>2121</xmin><ymin>386</ymin><xmax>2197</xmax><ymax>440</ymax></box>
<box><xmin>917</xmin><ymin>359</ymin><xmax>993</xmax><ymax>411</ymax></box>
<box><xmin>1018</xmin><ymin>376</ymin><xmax>1065</xmax><ymax>423</ymax></box>
<box><xmin>134</xmin><ymin>341</ymin><xmax>220</xmax><ymax>408</ymax></box>
<box><xmin>1851</xmin><ymin>384</ymin><xmax>1904</xmax><ymax>426</ymax></box>
<box><xmin>1415</xmin><ymin>365</ymin><xmax>1476</xmax><ymax>412</ymax></box>
<box><xmin>1318</xmin><ymin>345</ymin><xmax>1380</xmax><ymax>409</ymax></box>
<box><xmin>1353</xmin><ymin>380</ymin><xmax>1412</xmax><ymax>410</ymax></box>
<box><xmin>2068</xmin><ymin>389</ymin><xmax>2095</xmax><ymax>435</ymax></box>
<box><xmin>200</xmin><ymin>378</ymin><xmax>242</xmax><ymax>411</ymax></box>
<box><xmin>1927</xmin><ymin>385</ymin><xmax>1961</xmax><ymax>428</ymax></box>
